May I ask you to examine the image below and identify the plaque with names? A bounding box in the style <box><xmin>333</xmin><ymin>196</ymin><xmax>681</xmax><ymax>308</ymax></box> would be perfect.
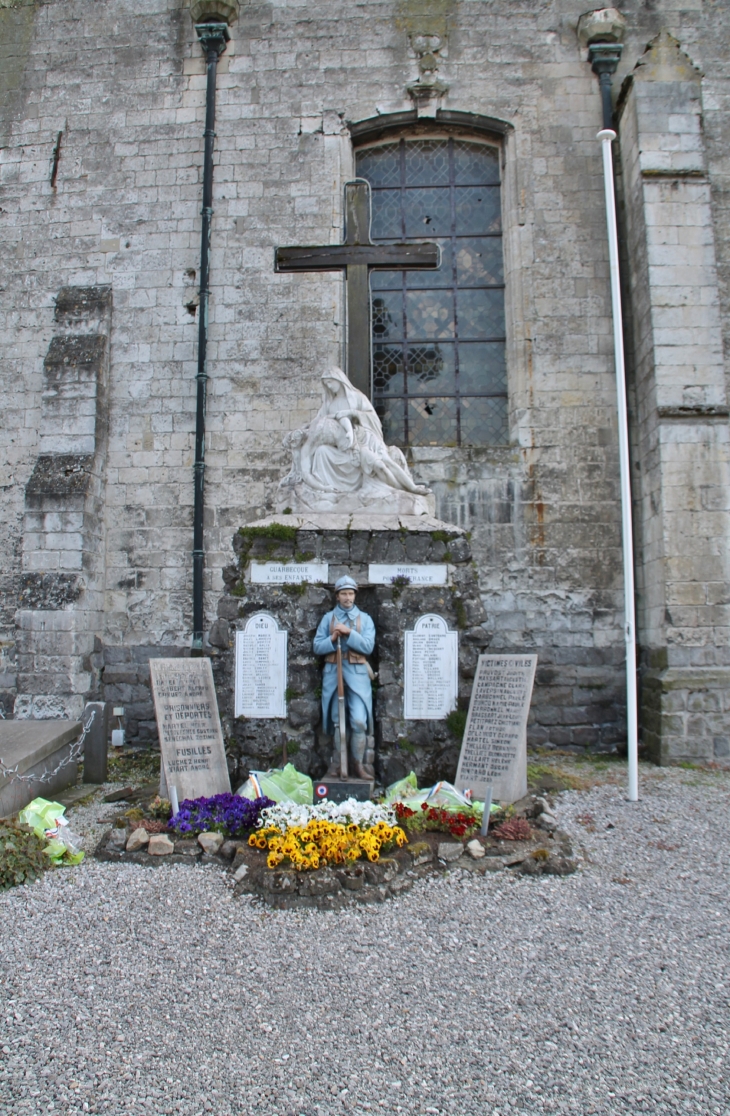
<box><xmin>235</xmin><ymin>613</ymin><xmax>287</xmax><ymax>719</ymax></box>
<box><xmin>455</xmin><ymin>654</ymin><xmax>537</xmax><ymax>805</ymax></box>
<box><xmin>250</xmin><ymin>561</ymin><xmax>328</xmax><ymax>585</ymax></box>
<box><xmin>369</xmin><ymin>563</ymin><xmax>448</xmax><ymax>586</ymax></box>
<box><xmin>150</xmin><ymin>658</ymin><xmax>231</xmax><ymax>802</ymax></box>
<box><xmin>404</xmin><ymin>614</ymin><xmax>458</xmax><ymax>720</ymax></box>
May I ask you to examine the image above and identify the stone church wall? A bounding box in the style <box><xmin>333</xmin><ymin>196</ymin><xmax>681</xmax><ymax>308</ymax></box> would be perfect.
<box><xmin>1</xmin><ymin>0</ymin><xmax>729</xmax><ymax>764</ymax></box>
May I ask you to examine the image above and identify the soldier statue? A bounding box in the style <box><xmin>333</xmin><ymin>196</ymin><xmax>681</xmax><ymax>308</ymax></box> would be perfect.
<box><xmin>313</xmin><ymin>574</ymin><xmax>375</xmax><ymax>780</ymax></box>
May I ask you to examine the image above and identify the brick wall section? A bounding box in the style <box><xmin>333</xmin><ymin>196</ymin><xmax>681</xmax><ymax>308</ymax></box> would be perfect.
<box><xmin>0</xmin><ymin>0</ymin><xmax>728</xmax><ymax>759</ymax></box>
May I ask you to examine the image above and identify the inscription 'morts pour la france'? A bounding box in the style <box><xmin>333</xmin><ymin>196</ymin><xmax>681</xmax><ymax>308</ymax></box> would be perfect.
<box><xmin>455</xmin><ymin>654</ymin><xmax>537</xmax><ymax>805</ymax></box>
<box><xmin>250</xmin><ymin>561</ymin><xmax>328</xmax><ymax>585</ymax></box>
<box><xmin>404</xmin><ymin>614</ymin><xmax>458</xmax><ymax>720</ymax></box>
<box><xmin>149</xmin><ymin>658</ymin><xmax>231</xmax><ymax>801</ymax></box>
<box><xmin>235</xmin><ymin>612</ymin><xmax>287</xmax><ymax>719</ymax></box>
<box><xmin>368</xmin><ymin>564</ymin><xmax>448</xmax><ymax>586</ymax></box>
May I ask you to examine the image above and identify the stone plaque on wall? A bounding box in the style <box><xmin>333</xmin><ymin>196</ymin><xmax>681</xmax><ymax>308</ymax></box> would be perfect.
<box><xmin>150</xmin><ymin>658</ymin><xmax>231</xmax><ymax>802</ymax></box>
<box><xmin>404</xmin><ymin>614</ymin><xmax>458</xmax><ymax>720</ymax></box>
<box><xmin>235</xmin><ymin>612</ymin><xmax>287</xmax><ymax>719</ymax></box>
<box><xmin>250</xmin><ymin>561</ymin><xmax>328</xmax><ymax>585</ymax></box>
<box><xmin>368</xmin><ymin>564</ymin><xmax>448</xmax><ymax>586</ymax></box>
<box><xmin>455</xmin><ymin>654</ymin><xmax>537</xmax><ymax>804</ymax></box>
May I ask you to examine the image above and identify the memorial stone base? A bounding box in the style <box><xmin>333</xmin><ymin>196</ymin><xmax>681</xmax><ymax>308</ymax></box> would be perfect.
<box><xmin>211</xmin><ymin>521</ymin><xmax>489</xmax><ymax>789</ymax></box>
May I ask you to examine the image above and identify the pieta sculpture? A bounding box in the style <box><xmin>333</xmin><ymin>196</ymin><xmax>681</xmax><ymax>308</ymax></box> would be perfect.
<box><xmin>277</xmin><ymin>367</ymin><xmax>433</xmax><ymax>515</ymax></box>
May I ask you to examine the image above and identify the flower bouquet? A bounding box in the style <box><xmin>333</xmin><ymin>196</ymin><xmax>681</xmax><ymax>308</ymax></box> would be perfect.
<box><xmin>249</xmin><ymin>797</ymin><xmax>407</xmax><ymax>871</ymax></box>
<box><xmin>169</xmin><ymin>794</ymin><xmax>274</xmax><ymax>838</ymax></box>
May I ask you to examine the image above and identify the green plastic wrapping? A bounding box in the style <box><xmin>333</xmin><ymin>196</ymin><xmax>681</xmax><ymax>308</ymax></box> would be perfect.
<box><xmin>17</xmin><ymin>797</ymin><xmax>66</xmax><ymax>838</ymax></box>
<box><xmin>237</xmin><ymin>762</ymin><xmax>313</xmax><ymax>805</ymax></box>
<box><xmin>383</xmin><ymin>771</ymin><xmax>418</xmax><ymax>804</ymax></box>
<box><xmin>18</xmin><ymin>798</ymin><xmax>85</xmax><ymax>865</ymax></box>
<box><xmin>384</xmin><ymin>774</ymin><xmax>499</xmax><ymax>818</ymax></box>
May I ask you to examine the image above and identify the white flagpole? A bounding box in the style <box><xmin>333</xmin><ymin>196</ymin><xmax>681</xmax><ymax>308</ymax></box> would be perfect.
<box><xmin>598</xmin><ymin>127</ymin><xmax>639</xmax><ymax>802</ymax></box>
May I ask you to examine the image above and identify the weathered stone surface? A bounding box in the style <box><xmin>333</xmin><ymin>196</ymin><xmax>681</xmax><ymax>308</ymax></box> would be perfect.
<box><xmin>148</xmin><ymin>834</ymin><xmax>174</xmax><ymax>856</ymax></box>
<box><xmin>2</xmin><ymin>2</ymin><xmax>729</xmax><ymax>766</ymax></box>
<box><xmin>174</xmin><ymin>839</ymin><xmax>200</xmax><ymax>858</ymax></box>
<box><xmin>466</xmin><ymin>839</ymin><xmax>486</xmax><ymax>859</ymax></box>
<box><xmin>126</xmin><ymin>827</ymin><xmax>150</xmax><ymax>852</ymax></box>
<box><xmin>216</xmin><ymin>526</ymin><xmax>487</xmax><ymax>785</ymax></box>
<box><xmin>337</xmin><ymin>866</ymin><xmax>365</xmax><ymax>890</ymax></box>
<box><xmin>406</xmin><ymin>841</ymin><xmax>433</xmax><ymax>867</ymax></box>
<box><xmin>437</xmin><ymin>842</ymin><xmax>464</xmax><ymax>863</ymax></box>
<box><xmin>197</xmin><ymin>832</ymin><xmax>224</xmax><ymax>855</ymax></box>
<box><xmin>0</xmin><ymin>720</ymin><xmax>82</xmax><ymax>817</ymax></box>
<box><xmin>106</xmin><ymin>827</ymin><xmax>128</xmax><ymax>852</ymax></box>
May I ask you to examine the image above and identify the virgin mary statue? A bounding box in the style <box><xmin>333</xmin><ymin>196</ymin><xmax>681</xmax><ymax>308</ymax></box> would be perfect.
<box><xmin>277</xmin><ymin>367</ymin><xmax>433</xmax><ymax>515</ymax></box>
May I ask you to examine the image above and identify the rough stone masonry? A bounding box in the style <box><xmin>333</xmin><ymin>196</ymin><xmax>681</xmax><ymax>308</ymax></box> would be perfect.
<box><xmin>1</xmin><ymin>0</ymin><xmax>729</xmax><ymax>768</ymax></box>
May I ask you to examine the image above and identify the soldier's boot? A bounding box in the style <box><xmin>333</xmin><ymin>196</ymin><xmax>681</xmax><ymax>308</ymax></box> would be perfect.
<box><xmin>350</xmin><ymin>731</ymin><xmax>374</xmax><ymax>780</ymax></box>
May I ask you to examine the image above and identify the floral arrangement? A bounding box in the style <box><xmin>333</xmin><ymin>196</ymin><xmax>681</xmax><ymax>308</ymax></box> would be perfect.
<box><xmin>394</xmin><ymin>801</ymin><xmax>481</xmax><ymax>839</ymax></box>
<box><xmin>170</xmin><ymin>794</ymin><xmax>274</xmax><ymax>838</ymax></box>
<box><xmin>250</xmin><ymin>818</ymin><xmax>407</xmax><ymax>871</ymax></box>
<box><xmin>259</xmin><ymin>798</ymin><xmax>396</xmax><ymax>833</ymax></box>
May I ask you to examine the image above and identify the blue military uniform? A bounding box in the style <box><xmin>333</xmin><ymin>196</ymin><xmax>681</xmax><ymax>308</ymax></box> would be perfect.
<box><xmin>313</xmin><ymin>604</ymin><xmax>375</xmax><ymax>755</ymax></box>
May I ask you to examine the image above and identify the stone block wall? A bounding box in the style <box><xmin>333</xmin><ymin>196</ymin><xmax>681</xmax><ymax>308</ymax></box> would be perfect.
<box><xmin>211</xmin><ymin>525</ymin><xmax>488</xmax><ymax>786</ymax></box>
<box><xmin>0</xmin><ymin>0</ymin><xmax>728</xmax><ymax>763</ymax></box>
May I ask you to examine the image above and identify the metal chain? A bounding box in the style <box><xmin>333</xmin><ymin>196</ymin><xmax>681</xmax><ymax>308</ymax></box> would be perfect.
<box><xmin>0</xmin><ymin>708</ymin><xmax>96</xmax><ymax>787</ymax></box>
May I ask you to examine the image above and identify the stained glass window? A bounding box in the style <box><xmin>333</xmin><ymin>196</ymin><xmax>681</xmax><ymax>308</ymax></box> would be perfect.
<box><xmin>357</xmin><ymin>138</ymin><xmax>508</xmax><ymax>447</ymax></box>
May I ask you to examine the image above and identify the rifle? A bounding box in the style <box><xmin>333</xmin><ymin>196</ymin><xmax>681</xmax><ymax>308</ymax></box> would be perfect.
<box><xmin>336</xmin><ymin>634</ymin><xmax>348</xmax><ymax>779</ymax></box>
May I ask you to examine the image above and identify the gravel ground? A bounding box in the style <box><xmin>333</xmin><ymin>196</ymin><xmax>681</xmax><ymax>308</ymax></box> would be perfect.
<box><xmin>1</xmin><ymin>765</ymin><xmax>729</xmax><ymax>1116</ymax></box>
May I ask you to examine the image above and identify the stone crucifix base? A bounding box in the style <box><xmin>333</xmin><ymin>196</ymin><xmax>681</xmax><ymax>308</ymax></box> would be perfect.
<box><xmin>210</xmin><ymin>518</ymin><xmax>489</xmax><ymax>789</ymax></box>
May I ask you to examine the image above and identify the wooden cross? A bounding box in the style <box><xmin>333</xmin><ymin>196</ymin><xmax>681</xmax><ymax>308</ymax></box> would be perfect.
<box><xmin>275</xmin><ymin>180</ymin><xmax>439</xmax><ymax>398</ymax></box>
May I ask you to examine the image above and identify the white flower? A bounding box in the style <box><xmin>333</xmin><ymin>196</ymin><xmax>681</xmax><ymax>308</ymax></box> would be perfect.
<box><xmin>258</xmin><ymin>798</ymin><xmax>396</xmax><ymax>832</ymax></box>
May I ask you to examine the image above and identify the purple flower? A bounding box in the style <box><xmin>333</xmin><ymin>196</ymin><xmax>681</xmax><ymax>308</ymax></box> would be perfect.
<box><xmin>169</xmin><ymin>794</ymin><xmax>274</xmax><ymax>838</ymax></box>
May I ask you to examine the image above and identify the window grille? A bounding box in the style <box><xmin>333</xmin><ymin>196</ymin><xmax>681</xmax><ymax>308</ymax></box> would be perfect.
<box><xmin>357</xmin><ymin>137</ymin><xmax>507</xmax><ymax>447</ymax></box>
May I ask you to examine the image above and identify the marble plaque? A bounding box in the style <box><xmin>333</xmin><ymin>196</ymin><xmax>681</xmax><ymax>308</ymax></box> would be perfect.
<box><xmin>149</xmin><ymin>658</ymin><xmax>231</xmax><ymax>802</ymax></box>
<box><xmin>250</xmin><ymin>561</ymin><xmax>328</xmax><ymax>585</ymax></box>
<box><xmin>235</xmin><ymin>613</ymin><xmax>287</xmax><ymax>718</ymax></box>
<box><xmin>404</xmin><ymin>614</ymin><xmax>458</xmax><ymax>720</ymax></box>
<box><xmin>455</xmin><ymin>654</ymin><xmax>537</xmax><ymax>805</ymax></box>
<box><xmin>368</xmin><ymin>563</ymin><xmax>447</xmax><ymax>586</ymax></box>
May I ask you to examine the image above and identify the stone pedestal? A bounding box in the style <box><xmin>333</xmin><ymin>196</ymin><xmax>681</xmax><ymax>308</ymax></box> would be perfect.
<box><xmin>211</xmin><ymin>519</ymin><xmax>488</xmax><ymax>787</ymax></box>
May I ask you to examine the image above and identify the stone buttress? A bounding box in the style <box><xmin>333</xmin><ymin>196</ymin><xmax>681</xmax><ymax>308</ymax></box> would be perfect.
<box><xmin>618</xmin><ymin>33</ymin><xmax>730</xmax><ymax>764</ymax></box>
<box><xmin>15</xmin><ymin>287</ymin><xmax>111</xmax><ymax>720</ymax></box>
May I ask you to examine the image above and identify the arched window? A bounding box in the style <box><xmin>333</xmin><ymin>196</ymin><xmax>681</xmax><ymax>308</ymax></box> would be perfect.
<box><xmin>356</xmin><ymin>136</ymin><xmax>507</xmax><ymax>448</ymax></box>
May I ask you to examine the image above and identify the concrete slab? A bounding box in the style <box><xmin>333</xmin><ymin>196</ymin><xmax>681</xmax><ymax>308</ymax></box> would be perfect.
<box><xmin>0</xmin><ymin>720</ymin><xmax>82</xmax><ymax>818</ymax></box>
<box><xmin>55</xmin><ymin>782</ymin><xmax>100</xmax><ymax>809</ymax></box>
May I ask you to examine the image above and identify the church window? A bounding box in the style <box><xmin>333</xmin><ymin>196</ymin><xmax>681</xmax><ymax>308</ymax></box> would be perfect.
<box><xmin>356</xmin><ymin>137</ymin><xmax>507</xmax><ymax>447</ymax></box>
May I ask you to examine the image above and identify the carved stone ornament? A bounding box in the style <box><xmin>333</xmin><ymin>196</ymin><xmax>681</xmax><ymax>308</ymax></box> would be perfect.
<box><xmin>406</xmin><ymin>32</ymin><xmax>449</xmax><ymax>109</ymax></box>
<box><xmin>576</xmin><ymin>8</ymin><xmax>626</xmax><ymax>47</ymax></box>
<box><xmin>189</xmin><ymin>0</ymin><xmax>239</xmax><ymax>25</ymax></box>
<box><xmin>277</xmin><ymin>368</ymin><xmax>435</xmax><ymax>516</ymax></box>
